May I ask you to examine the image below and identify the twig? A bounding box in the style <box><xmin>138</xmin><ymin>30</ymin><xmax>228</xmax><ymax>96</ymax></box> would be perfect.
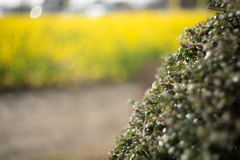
<box><xmin>142</xmin><ymin>119</ymin><xmax>146</xmax><ymax>135</ymax></box>
<box><xmin>147</xmin><ymin>128</ymin><xmax>156</xmax><ymax>145</ymax></box>
<box><xmin>207</xmin><ymin>6</ymin><xmax>226</xmax><ymax>12</ymax></box>
<box><xmin>188</xmin><ymin>42</ymin><xmax>203</xmax><ymax>47</ymax></box>
<box><xmin>142</xmin><ymin>149</ymin><xmax>152</xmax><ymax>160</ymax></box>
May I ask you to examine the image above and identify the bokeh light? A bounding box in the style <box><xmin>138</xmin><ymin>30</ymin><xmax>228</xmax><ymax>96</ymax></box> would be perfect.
<box><xmin>30</xmin><ymin>6</ymin><xmax>42</xmax><ymax>18</ymax></box>
<box><xmin>61</xmin><ymin>7</ymin><xmax>75</xmax><ymax>19</ymax></box>
<box><xmin>85</xmin><ymin>4</ymin><xmax>107</xmax><ymax>17</ymax></box>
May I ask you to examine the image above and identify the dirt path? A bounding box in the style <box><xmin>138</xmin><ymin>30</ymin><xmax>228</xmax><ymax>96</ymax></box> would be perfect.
<box><xmin>0</xmin><ymin>82</ymin><xmax>146</xmax><ymax>160</ymax></box>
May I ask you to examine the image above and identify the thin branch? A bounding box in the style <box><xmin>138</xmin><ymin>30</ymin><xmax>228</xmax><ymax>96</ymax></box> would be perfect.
<box><xmin>142</xmin><ymin>119</ymin><xmax>146</xmax><ymax>135</ymax></box>
<box><xmin>188</xmin><ymin>42</ymin><xmax>203</xmax><ymax>47</ymax></box>
<box><xmin>207</xmin><ymin>6</ymin><xmax>226</xmax><ymax>12</ymax></box>
<box><xmin>142</xmin><ymin>149</ymin><xmax>152</xmax><ymax>160</ymax></box>
<box><xmin>147</xmin><ymin>128</ymin><xmax>156</xmax><ymax>145</ymax></box>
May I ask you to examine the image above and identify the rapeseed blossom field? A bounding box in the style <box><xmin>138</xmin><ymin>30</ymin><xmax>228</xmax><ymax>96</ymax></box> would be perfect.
<box><xmin>0</xmin><ymin>10</ymin><xmax>214</xmax><ymax>90</ymax></box>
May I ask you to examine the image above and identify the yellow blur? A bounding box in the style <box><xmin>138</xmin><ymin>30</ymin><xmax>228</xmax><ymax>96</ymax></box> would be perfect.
<box><xmin>0</xmin><ymin>10</ymin><xmax>214</xmax><ymax>89</ymax></box>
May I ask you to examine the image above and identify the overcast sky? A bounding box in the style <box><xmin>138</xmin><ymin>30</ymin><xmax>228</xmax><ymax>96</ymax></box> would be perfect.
<box><xmin>0</xmin><ymin>0</ymin><xmax>44</xmax><ymax>8</ymax></box>
<box><xmin>0</xmin><ymin>0</ymin><xmax>153</xmax><ymax>8</ymax></box>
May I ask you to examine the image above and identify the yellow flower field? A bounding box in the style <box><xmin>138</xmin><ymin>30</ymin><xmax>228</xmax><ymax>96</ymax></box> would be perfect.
<box><xmin>0</xmin><ymin>10</ymin><xmax>214</xmax><ymax>90</ymax></box>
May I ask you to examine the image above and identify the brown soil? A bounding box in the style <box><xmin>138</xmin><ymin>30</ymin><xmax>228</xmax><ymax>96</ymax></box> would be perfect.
<box><xmin>0</xmin><ymin>82</ymin><xmax>147</xmax><ymax>160</ymax></box>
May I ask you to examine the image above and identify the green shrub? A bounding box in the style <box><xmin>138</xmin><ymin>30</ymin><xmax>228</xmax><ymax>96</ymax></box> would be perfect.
<box><xmin>106</xmin><ymin>1</ymin><xmax>240</xmax><ymax>159</ymax></box>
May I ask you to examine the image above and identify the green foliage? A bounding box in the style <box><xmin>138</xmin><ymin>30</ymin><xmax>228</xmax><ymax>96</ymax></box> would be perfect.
<box><xmin>107</xmin><ymin>1</ymin><xmax>240</xmax><ymax>159</ymax></box>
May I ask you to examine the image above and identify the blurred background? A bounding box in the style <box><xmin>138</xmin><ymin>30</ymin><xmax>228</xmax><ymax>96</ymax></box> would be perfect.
<box><xmin>0</xmin><ymin>0</ymin><xmax>214</xmax><ymax>159</ymax></box>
